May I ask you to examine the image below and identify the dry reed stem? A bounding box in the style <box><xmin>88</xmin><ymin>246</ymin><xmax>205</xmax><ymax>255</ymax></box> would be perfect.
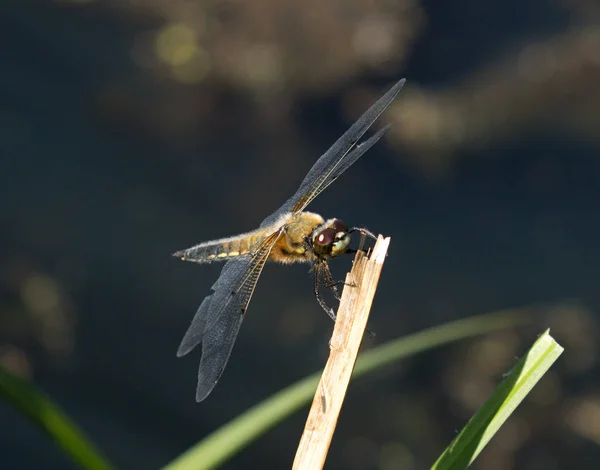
<box><xmin>292</xmin><ymin>235</ymin><xmax>390</xmax><ymax>470</ymax></box>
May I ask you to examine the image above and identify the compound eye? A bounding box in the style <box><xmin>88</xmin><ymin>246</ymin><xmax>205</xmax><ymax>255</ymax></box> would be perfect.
<box><xmin>314</xmin><ymin>228</ymin><xmax>335</xmax><ymax>247</ymax></box>
<box><xmin>332</xmin><ymin>219</ymin><xmax>346</xmax><ymax>233</ymax></box>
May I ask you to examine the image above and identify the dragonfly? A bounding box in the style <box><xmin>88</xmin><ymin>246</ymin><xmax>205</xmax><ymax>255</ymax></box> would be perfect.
<box><xmin>174</xmin><ymin>78</ymin><xmax>406</xmax><ymax>401</ymax></box>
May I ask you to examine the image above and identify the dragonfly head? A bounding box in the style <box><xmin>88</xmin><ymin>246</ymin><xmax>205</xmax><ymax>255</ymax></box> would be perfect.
<box><xmin>311</xmin><ymin>219</ymin><xmax>351</xmax><ymax>258</ymax></box>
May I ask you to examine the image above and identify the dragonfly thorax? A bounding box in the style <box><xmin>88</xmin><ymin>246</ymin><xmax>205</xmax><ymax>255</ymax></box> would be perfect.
<box><xmin>311</xmin><ymin>218</ymin><xmax>351</xmax><ymax>258</ymax></box>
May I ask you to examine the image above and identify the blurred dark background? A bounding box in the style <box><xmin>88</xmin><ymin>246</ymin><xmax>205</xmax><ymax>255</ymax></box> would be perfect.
<box><xmin>1</xmin><ymin>0</ymin><xmax>600</xmax><ymax>469</ymax></box>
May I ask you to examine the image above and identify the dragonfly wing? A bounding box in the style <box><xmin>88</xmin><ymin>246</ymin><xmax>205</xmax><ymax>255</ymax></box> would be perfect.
<box><xmin>176</xmin><ymin>258</ymin><xmax>245</xmax><ymax>358</ymax></box>
<box><xmin>260</xmin><ymin>78</ymin><xmax>405</xmax><ymax>227</ymax></box>
<box><xmin>298</xmin><ymin>124</ymin><xmax>391</xmax><ymax>209</ymax></box>
<box><xmin>177</xmin><ymin>230</ymin><xmax>281</xmax><ymax>402</ymax></box>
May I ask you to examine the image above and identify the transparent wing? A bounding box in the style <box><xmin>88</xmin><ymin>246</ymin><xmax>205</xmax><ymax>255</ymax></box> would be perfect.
<box><xmin>260</xmin><ymin>78</ymin><xmax>405</xmax><ymax>228</ymax></box>
<box><xmin>177</xmin><ymin>229</ymin><xmax>282</xmax><ymax>402</ymax></box>
<box><xmin>296</xmin><ymin>124</ymin><xmax>391</xmax><ymax>211</ymax></box>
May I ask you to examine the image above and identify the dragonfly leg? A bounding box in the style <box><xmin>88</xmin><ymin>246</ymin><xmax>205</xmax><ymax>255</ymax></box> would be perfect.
<box><xmin>348</xmin><ymin>227</ymin><xmax>377</xmax><ymax>240</ymax></box>
<box><xmin>313</xmin><ymin>263</ymin><xmax>337</xmax><ymax>322</ymax></box>
<box><xmin>322</xmin><ymin>260</ymin><xmax>357</xmax><ymax>294</ymax></box>
<box><xmin>312</xmin><ymin>260</ymin><xmax>376</xmax><ymax>337</ymax></box>
<box><xmin>324</xmin><ymin>260</ymin><xmax>377</xmax><ymax>337</ymax></box>
<box><xmin>348</xmin><ymin>227</ymin><xmax>377</xmax><ymax>252</ymax></box>
<box><xmin>320</xmin><ymin>261</ymin><xmax>344</xmax><ymax>300</ymax></box>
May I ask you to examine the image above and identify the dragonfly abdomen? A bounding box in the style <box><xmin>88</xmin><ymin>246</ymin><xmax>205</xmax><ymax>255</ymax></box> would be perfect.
<box><xmin>207</xmin><ymin>237</ymin><xmax>252</xmax><ymax>260</ymax></box>
<box><xmin>174</xmin><ymin>229</ymin><xmax>271</xmax><ymax>263</ymax></box>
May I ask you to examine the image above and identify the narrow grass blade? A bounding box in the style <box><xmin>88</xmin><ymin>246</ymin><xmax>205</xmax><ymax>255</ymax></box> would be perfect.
<box><xmin>163</xmin><ymin>307</ymin><xmax>530</xmax><ymax>470</ymax></box>
<box><xmin>0</xmin><ymin>366</ymin><xmax>116</xmax><ymax>470</ymax></box>
<box><xmin>431</xmin><ymin>329</ymin><xmax>564</xmax><ymax>469</ymax></box>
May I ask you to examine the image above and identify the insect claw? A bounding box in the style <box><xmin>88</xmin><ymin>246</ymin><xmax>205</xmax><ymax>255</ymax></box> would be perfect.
<box><xmin>349</xmin><ymin>227</ymin><xmax>377</xmax><ymax>240</ymax></box>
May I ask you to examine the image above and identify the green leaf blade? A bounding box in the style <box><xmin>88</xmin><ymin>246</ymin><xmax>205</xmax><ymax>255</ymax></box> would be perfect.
<box><xmin>431</xmin><ymin>330</ymin><xmax>564</xmax><ymax>470</ymax></box>
<box><xmin>0</xmin><ymin>366</ymin><xmax>116</xmax><ymax>470</ymax></box>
